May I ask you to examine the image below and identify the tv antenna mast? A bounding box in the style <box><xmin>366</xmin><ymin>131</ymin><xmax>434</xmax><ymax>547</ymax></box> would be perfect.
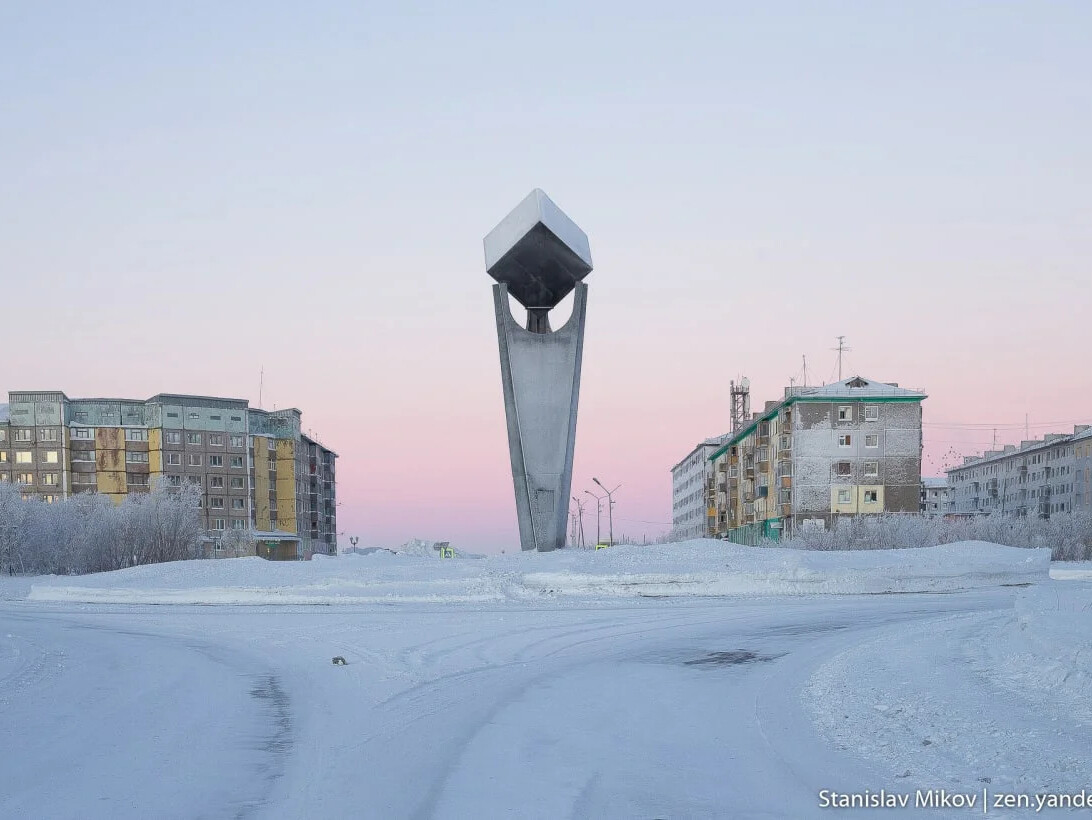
<box><xmin>730</xmin><ymin>377</ymin><xmax>751</xmax><ymax>433</ymax></box>
<box><xmin>832</xmin><ymin>336</ymin><xmax>852</xmax><ymax>381</ymax></box>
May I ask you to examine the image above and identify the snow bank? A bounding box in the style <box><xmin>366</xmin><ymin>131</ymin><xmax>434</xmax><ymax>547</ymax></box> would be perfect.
<box><xmin>23</xmin><ymin>540</ymin><xmax>1050</xmax><ymax>606</ymax></box>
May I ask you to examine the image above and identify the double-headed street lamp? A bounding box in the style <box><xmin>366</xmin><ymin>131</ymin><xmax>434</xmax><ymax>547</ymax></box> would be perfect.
<box><xmin>592</xmin><ymin>477</ymin><xmax>621</xmax><ymax>547</ymax></box>
<box><xmin>584</xmin><ymin>489</ymin><xmax>604</xmax><ymax>546</ymax></box>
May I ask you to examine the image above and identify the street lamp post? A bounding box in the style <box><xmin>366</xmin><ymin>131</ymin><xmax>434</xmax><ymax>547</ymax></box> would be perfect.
<box><xmin>593</xmin><ymin>478</ymin><xmax>621</xmax><ymax>547</ymax></box>
<box><xmin>584</xmin><ymin>489</ymin><xmax>604</xmax><ymax>545</ymax></box>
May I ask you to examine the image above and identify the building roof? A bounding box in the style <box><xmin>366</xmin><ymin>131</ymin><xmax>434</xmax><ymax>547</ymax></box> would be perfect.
<box><xmin>0</xmin><ymin>404</ymin><xmax>7</xmax><ymax>423</ymax></box>
<box><xmin>709</xmin><ymin>375</ymin><xmax>926</xmax><ymax>461</ymax></box>
<box><xmin>922</xmin><ymin>477</ymin><xmax>948</xmax><ymax>489</ymax></box>
<box><xmin>949</xmin><ymin>424</ymin><xmax>1092</xmax><ymax>472</ymax></box>
<box><xmin>671</xmin><ymin>434</ymin><xmax>729</xmax><ymax>472</ymax></box>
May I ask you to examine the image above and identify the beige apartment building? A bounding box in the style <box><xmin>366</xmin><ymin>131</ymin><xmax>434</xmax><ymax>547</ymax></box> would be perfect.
<box><xmin>0</xmin><ymin>391</ymin><xmax>337</xmax><ymax>560</ymax></box>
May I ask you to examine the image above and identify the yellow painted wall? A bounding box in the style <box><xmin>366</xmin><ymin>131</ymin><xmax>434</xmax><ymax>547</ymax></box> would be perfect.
<box><xmin>275</xmin><ymin>439</ymin><xmax>296</xmax><ymax>532</ymax></box>
<box><xmin>831</xmin><ymin>485</ymin><xmax>859</xmax><ymax>514</ymax></box>
<box><xmin>96</xmin><ymin>427</ymin><xmax>126</xmax><ymax>495</ymax></box>
<box><xmin>858</xmin><ymin>485</ymin><xmax>884</xmax><ymax>511</ymax></box>
<box><xmin>148</xmin><ymin>428</ymin><xmax>162</xmax><ymax>474</ymax></box>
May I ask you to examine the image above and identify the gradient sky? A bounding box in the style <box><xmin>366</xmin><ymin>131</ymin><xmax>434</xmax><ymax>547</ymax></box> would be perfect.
<box><xmin>2</xmin><ymin>2</ymin><xmax>1090</xmax><ymax>552</ymax></box>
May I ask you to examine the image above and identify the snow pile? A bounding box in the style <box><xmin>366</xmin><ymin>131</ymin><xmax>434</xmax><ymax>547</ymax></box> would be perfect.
<box><xmin>23</xmin><ymin>540</ymin><xmax>1050</xmax><ymax>606</ymax></box>
<box><xmin>522</xmin><ymin>540</ymin><xmax>1049</xmax><ymax>598</ymax></box>
<box><xmin>985</xmin><ymin>583</ymin><xmax>1092</xmax><ymax>726</ymax></box>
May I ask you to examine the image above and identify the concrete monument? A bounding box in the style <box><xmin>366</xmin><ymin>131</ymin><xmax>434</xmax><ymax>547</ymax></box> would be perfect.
<box><xmin>484</xmin><ymin>189</ymin><xmax>592</xmax><ymax>551</ymax></box>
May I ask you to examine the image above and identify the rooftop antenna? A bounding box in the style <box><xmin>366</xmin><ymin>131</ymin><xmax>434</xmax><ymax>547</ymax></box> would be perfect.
<box><xmin>259</xmin><ymin>366</ymin><xmax>264</xmax><ymax>409</ymax></box>
<box><xmin>832</xmin><ymin>336</ymin><xmax>852</xmax><ymax>381</ymax></box>
<box><xmin>802</xmin><ymin>355</ymin><xmax>808</xmax><ymax>386</ymax></box>
<box><xmin>730</xmin><ymin>377</ymin><xmax>751</xmax><ymax>433</ymax></box>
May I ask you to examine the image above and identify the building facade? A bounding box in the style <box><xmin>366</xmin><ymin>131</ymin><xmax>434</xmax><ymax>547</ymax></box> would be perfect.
<box><xmin>947</xmin><ymin>425</ymin><xmax>1090</xmax><ymax>517</ymax></box>
<box><xmin>920</xmin><ymin>477</ymin><xmax>952</xmax><ymax>516</ymax></box>
<box><xmin>0</xmin><ymin>391</ymin><xmax>337</xmax><ymax>559</ymax></box>
<box><xmin>708</xmin><ymin>377</ymin><xmax>926</xmax><ymax>543</ymax></box>
<box><xmin>670</xmin><ymin>436</ymin><xmax>727</xmax><ymax>540</ymax></box>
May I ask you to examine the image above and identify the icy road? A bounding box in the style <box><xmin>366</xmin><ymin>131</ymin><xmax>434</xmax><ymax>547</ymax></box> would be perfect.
<box><xmin>4</xmin><ymin>589</ymin><xmax>1089</xmax><ymax>819</ymax></box>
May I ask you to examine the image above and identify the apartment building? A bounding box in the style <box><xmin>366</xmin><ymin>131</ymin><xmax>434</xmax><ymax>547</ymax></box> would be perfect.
<box><xmin>708</xmin><ymin>376</ymin><xmax>926</xmax><ymax>543</ymax></box>
<box><xmin>947</xmin><ymin>425</ymin><xmax>1091</xmax><ymax>517</ymax></box>
<box><xmin>0</xmin><ymin>391</ymin><xmax>337</xmax><ymax>559</ymax></box>
<box><xmin>670</xmin><ymin>435</ymin><xmax>728</xmax><ymax>540</ymax></box>
<box><xmin>921</xmin><ymin>477</ymin><xmax>953</xmax><ymax>516</ymax></box>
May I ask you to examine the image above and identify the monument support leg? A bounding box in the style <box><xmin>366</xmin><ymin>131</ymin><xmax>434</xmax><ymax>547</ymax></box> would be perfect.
<box><xmin>493</xmin><ymin>283</ymin><xmax>587</xmax><ymax>551</ymax></box>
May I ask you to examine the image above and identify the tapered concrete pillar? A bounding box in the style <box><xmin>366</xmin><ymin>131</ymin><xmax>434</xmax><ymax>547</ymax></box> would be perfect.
<box><xmin>484</xmin><ymin>190</ymin><xmax>593</xmax><ymax>551</ymax></box>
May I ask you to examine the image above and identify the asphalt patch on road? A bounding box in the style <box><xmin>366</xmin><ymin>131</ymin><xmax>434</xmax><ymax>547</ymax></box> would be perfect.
<box><xmin>684</xmin><ymin>650</ymin><xmax>785</xmax><ymax>667</ymax></box>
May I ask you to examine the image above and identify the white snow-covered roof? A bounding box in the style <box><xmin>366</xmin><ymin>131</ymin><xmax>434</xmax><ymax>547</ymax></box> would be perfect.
<box><xmin>921</xmin><ymin>477</ymin><xmax>948</xmax><ymax>489</ymax></box>
<box><xmin>671</xmin><ymin>434</ymin><xmax>729</xmax><ymax>472</ymax></box>
<box><xmin>791</xmin><ymin>376</ymin><xmax>925</xmax><ymax>400</ymax></box>
<box><xmin>0</xmin><ymin>403</ymin><xmax>8</xmax><ymax>423</ymax></box>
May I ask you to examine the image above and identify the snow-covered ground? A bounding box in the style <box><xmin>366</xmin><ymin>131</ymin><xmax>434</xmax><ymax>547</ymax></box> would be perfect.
<box><xmin>16</xmin><ymin>539</ymin><xmax>1051</xmax><ymax>605</ymax></box>
<box><xmin>2</xmin><ymin>542</ymin><xmax>1089</xmax><ymax>818</ymax></box>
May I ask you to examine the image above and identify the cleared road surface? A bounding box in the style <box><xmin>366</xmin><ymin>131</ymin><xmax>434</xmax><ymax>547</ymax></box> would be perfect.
<box><xmin>0</xmin><ymin>591</ymin><xmax>1075</xmax><ymax>819</ymax></box>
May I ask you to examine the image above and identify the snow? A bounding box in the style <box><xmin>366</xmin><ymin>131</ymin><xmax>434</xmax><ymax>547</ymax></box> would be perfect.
<box><xmin>19</xmin><ymin>540</ymin><xmax>1050</xmax><ymax>606</ymax></box>
<box><xmin>3</xmin><ymin>542</ymin><xmax>1088</xmax><ymax>818</ymax></box>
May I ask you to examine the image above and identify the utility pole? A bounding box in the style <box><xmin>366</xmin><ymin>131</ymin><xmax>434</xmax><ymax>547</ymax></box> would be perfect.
<box><xmin>593</xmin><ymin>477</ymin><xmax>621</xmax><ymax>547</ymax></box>
<box><xmin>572</xmin><ymin>496</ymin><xmax>586</xmax><ymax>548</ymax></box>
<box><xmin>802</xmin><ymin>355</ymin><xmax>808</xmax><ymax>386</ymax></box>
<box><xmin>585</xmin><ymin>489</ymin><xmax>604</xmax><ymax>545</ymax></box>
<box><xmin>832</xmin><ymin>336</ymin><xmax>851</xmax><ymax>381</ymax></box>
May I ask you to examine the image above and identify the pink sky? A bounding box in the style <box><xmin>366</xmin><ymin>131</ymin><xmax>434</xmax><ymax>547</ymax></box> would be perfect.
<box><xmin>2</xmin><ymin>3</ymin><xmax>1089</xmax><ymax>552</ymax></box>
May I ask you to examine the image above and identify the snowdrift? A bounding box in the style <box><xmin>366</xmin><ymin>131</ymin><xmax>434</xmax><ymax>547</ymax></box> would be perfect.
<box><xmin>23</xmin><ymin>540</ymin><xmax>1050</xmax><ymax>606</ymax></box>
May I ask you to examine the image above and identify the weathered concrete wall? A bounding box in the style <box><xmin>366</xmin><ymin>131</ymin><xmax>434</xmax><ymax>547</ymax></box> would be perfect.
<box><xmin>494</xmin><ymin>282</ymin><xmax>587</xmax><ymax>551</ymax></box>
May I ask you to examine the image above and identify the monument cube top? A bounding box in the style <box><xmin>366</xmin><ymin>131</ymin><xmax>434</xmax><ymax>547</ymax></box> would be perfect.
<box><xmin>484</xmin><ymin>189</ymin><xmax>593</xmax><ymax>309</ymax></box>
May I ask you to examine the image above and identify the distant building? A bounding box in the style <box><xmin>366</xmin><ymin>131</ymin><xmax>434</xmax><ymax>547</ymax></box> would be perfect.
<box><xmin>0</xmin><ymin>391</ymin><xmax>337</xmax><ymax>559</ymax></box>
<box><xmin>671</xmin><ymin>436</ymin><xmax>728</xmax><ymax>539</ymax></box>
<box><xmin>920</xmin><ymin>477</ymin><xmax>952</xmax><ymax>516</ymax></box>
<box><xmin>947</xmin><ymin>425</ymin><xmax>1091</xmax><ymax>517</ymax></box>
<box><xmin>709</xmin><ymin>376</ymin><xmax>926</xmax><ymax>543</ymax></box>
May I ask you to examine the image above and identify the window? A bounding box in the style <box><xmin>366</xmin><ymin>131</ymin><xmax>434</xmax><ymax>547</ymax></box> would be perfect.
<box><xmin>230</xmin><ymin>456</ymin><xmax>244</xmax><ymax>469</ymax></box>
<box><xmin>230</xmin><ymin>435</ymin><xmax>244</xmax><ymax>448</ymax></box>
<box><xmin>167</xmin><ymin>475</ymin><xmax>182</xmax><ymax>487</ymax></box>
<box><xmin>209</xmin><ymin>434</ymin><xmax>223</xmax><ymax>446</ymax></box>
<box><xmin>41</xmin><ymin>473</ymin><xmax>58</xmax><ymax>486</ymax></box>
<box><xmin>44</xmin><ymin>451</ymin><xmax>59</xmax><ymax>464</ymax></box>
<box><xmin>125</xmin><ymin>451</ymin><xmax>149</xmax><ymax>463</ymax></box>
<box><xmin>15</xmin><ymin>451</ymin><xmax>32</xmax><ymax>464</ymax></box>
<box><xmin>839</xmin><ymin>435</ymin><xmax>852</xmax><ymax>447</ymax></box>
<box><xmin>838</xmin><ymin>406</ymin><xmax>852</xmax><ymax>422</ymax></box>
<box><xmin>188</xmin><ymin>412</ymin><xmax>199</xmax><ymax>420</ymax></box>
<box><xmin>231</xmin><ymin>519</ymin><xmax>246</xmax><ymax>530</ymax></box>
<box><xmin>210</xmin><ymin>415</ymin><xmax>221</xmax><ymax>421</ymax></box>
<box><xmin>127</xmin><ymin>473</ymin><xmax>149</xmax><ymax>486</ymax></box>
<box><xmin>210</xmin><ymin>476</ymin><xmax>225</xmax><ymax>488</ymax></box>
<box><xmin>862</xmin><ymin>490</ymin><xmax>877</xmax><ymax>504</ymax></box>
<box><xmin>837</xmin><ymin>489</ymin><xmax>852</xmax><ymax>503</ymax></box>
<box><xmin>17</xmin><ymin>473</ymin><xmax>33</xmax><ymax>485</ymax></box>
<box><xmin>231</xmin><ymin>415</ymin><xmax>242</xmax><ymax>422</ymax></box>
<box><xmin>39</xmin><ymin>429</ymin><xmax>58</xmax><ymax>442</ymax></box>
<box><xmin>230</xmin><ymin>476</ymin><xmax>245</xmax><ymax>489</ymax></box>
<box><xmin>14</xmin><ymin>429</ymin><xmax>32</xmax><ymax>442</ymax></box>
<box><xmin>189</xmin><ymin>475</ymin><xmax>202</xmax><ymax>485</ymax></box>
<box><xmin>186</xmin><ymin>433</ymin><xmax>202</xmax><ymax>445</ymax></box>
<box><xmin>836</xmin><ymin>462</ymin><xmax>852</xmax><ymax>476</ymax></box>
<box><xmin>231</xmin><ymin>498</ymin><xmax>246</xmax><ymax>510</ymax></box>
<box><xmin>167</xmin><ymin>412</ymin><xmax>179</xmax><ymax>419</ymax></box>
<box><xmin>165</xmin><ymin>431</ymin><xmax>182</xmax><ymax>444</ymax></box>
<box><xmin>212</xmin><ymin>518</ymin><xmax>225</xmax><ymax>531</ymax></box>
<box><xmin>210</xmin><ymin>497</ymin><xmax>225</xmax><ymax>509</ymax></box>
<box><xmin>166</xmin><ymin>452</ymin><xmax>181</xmax><ymax>466</ymax></box>
<box><xmin>189</xmin><ymin>454</ymin><xmax>203</xmax><ymax>466</ymax></box>
<box><xmin>0</xmin><ymin>473</ymin><xmax>9</xmax><ymax>482</ymax></box>
<box><xmin>124</xmin><ymin>429</ymin><xmax>147</xmax><ymax>441</ymax></box>
<box><xmin>864</xmin><ymin>406</ymin><xmax>879</xmax><ymax>421</ymax></box>
<box><xmin>74</xmin><ymin>428</ymin><xmax>92</xmax><ymax>439</ymax></box>
<box><xmin>268</xmin><ymin>458</ymin><xmax>277</xmax><ymax>471</ymax></box>
<box><xmin>864</xmin><ymin>461</ymin><xmax>878</xmax><ymax>477</ymax></box>
<box><xmin>209</xmin><ymin>455</ymin><xmax>223</xmax><ymax>467</ymax></box>
<box><xmin>268</xmin><ymin>438</ymin><xmax>276</xmax><ymax>451</ymax></box>
<box><xmin>0</xmin><ymin>430</ymin><xmax>6</xmax><ymax>442</ymax></box>
<box><xmin>865</xmin><ymin>434</ymin><xmax>879</xmax><ymax>448</ymax></box>
<box><xmin>42</xmin><ymin>495</ymin><xmax>57</xmax><ymax>504</ymax></box>
<box><xmin>72</xmin><ymin>450</ymin><xmax>95</xmax><ymax>462</ymax></box>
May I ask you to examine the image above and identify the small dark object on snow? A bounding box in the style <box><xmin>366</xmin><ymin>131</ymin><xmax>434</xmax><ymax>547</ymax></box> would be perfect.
<box><xmin>332</xmin><ymin>656</ymin><xmax>347</xmax><ymax>665</ymax></box>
